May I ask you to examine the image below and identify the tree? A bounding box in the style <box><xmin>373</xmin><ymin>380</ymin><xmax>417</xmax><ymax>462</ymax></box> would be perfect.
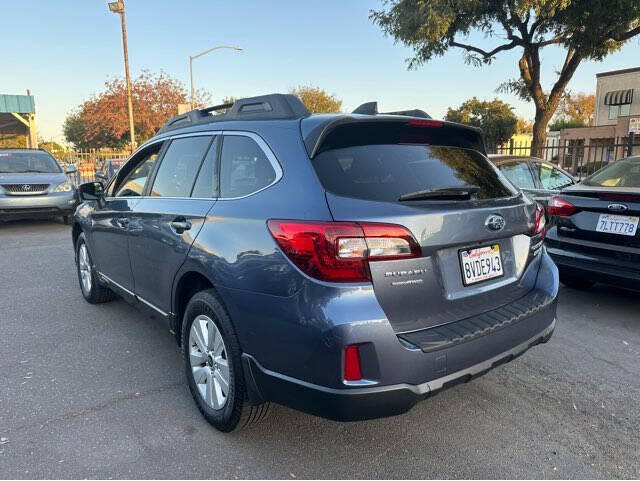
<box><xmin>370</xmin><ymin>1</ymin><xmax>640</xmax><ymax>155</ymax></box>
<box><xmin>63</xmin><ymin>70</ymin><xmax>211</xmax><ymax>149</ymax></box>
<box><xmin>289</xmin><ymin>85</ymin><xmax>342</xmax><ymax>113</ymax></box>
<box><xmin>548</xmin><ymin>117</ymin><xmax>586</xmax><ymax>132</ymax></box>
<box><xmin>516</xmin><ymin>117</ymin><xmax>533</xmax><ymax>134</ymax></box>
<box><xmin>445</xmin><ymin>97</ymin><xmax>517</xmax><ymax>150</ymax></box>
<box><xmin>557</xmin><ymin>92</ymin><xmax>595</xmax><ymax>126</ymax></box>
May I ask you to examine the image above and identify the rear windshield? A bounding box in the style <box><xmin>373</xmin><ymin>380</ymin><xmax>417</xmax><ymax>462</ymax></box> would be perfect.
<box><xmin>584</xmin><ymin>158</ymin><xmax>640</xmax><ymax>188</ymax></box>
<box><xmin>312</xmin><ymin>145</ymin><xmax>516</xmax><ymax>202</ymax></box>
<box><xmin>0</xmin><ymin>151</ymin><xmax>61</xmax><ymax>173</ymax></box>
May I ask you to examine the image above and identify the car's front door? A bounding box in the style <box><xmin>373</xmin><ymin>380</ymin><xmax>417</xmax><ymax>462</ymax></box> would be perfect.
<box><xmin>128</xmin><ymin>135</ymin><xmax>218</xmax><ymax>316</ymax></box>
<box><xmin>90</xmin><ymin>143</ymin><xmax>164</xmax><ymax>294</ymax></box>
<box><xmin>497</xmin><ymin>159</ymin><xmax>538</xmax><ymax>198</ymax></box>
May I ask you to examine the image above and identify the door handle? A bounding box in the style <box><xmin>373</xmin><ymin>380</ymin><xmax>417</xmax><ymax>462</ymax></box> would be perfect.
<box><xmin>170</xmin><ymin>219</ymin><xmax>192</xmax><ymax>234</ymax></box>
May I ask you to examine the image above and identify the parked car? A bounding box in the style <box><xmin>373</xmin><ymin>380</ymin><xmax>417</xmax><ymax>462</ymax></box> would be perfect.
<box><xmin>0</xmin><ymin>148</ymin><xmax>78</xmax><ymax>224</ymax></box>
<box><xmin>546</xmin><ymin>155</ymin><xmax>640</xmax><ymax>290</ymax></box>
<box><xmin>72</xmin><ymin>94</ymin><xmax>558</xmax><ymax>432</ymax></box>
<box><xmin>96</xmin><ymin>158</ymin><xmax>125</xmax><ymax>182</ymax></box>
<box><xmin>489</xmin><ymin>155</ymin><xmax>576</xmax><ymax>207</ymax></box>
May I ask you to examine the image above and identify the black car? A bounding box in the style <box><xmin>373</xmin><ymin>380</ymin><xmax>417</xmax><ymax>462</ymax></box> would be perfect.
<box><xmin>489</xmin><ymin>155</ymin><xmax>576</xmax><ymax>208</ymax></box>
<box><xmin>546</xmin><ymin>156</ymin><xmax>640</xmax><ymax>290</ymax></box>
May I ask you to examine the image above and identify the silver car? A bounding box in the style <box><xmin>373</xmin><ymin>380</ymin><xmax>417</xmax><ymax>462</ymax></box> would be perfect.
<box><xmin>0</xmin><ymin>148</ymin><xmax>78</xmax><ymax>224</ymax></box>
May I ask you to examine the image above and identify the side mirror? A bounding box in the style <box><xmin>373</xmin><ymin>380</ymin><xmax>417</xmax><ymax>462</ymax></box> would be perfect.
<box><xmin>65</xmin><ymin>164</ymin><xmax>78</xmax><ymax>174</ymax></box>
<box><xmin>79</xmin><ymin>181</ymin><xmax>104</xmax><ymax>202</ymax></box>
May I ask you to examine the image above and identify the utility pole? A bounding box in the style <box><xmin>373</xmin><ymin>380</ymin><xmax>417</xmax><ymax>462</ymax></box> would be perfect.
<box><xmin>108</xmin><ymin>1</ymin><xmax>136</xmax><ymax>153</ymax></box>
<box><xmin>189</xmin><ymin>46</ymin><xmax>243</xmax><ymax>110</ymax></box>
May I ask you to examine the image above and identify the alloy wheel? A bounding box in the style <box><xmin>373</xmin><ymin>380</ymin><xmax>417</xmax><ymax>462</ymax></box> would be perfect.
<box><xmin>189</xmin><ymin>314</ymin><xmax>230</xmax><ymax>410</ymax></box>
<box><xmin>78</xmin><ymin>243</ymin><xmax>92</xmax><ymax>294</ymax></box>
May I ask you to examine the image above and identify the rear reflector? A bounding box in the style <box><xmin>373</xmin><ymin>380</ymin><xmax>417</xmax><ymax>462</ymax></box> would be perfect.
<box><xmin>267</xmin><ymin>220</ymin><xmax>421</xmax><ymax>282</ymax></box>
<box><xmin>547</xmin><ymin>196</ymin><xmax>577</xmax><ymax>217</ymax></box>
<box><xmin>344</xmin><ymin>345</ymin><xmax>362</xmax><ymax>381</ymax></box>
<box><xmin>534</xmin><ymin>203</ymin><xmax>546</xmax><ymax>237</ymax></box>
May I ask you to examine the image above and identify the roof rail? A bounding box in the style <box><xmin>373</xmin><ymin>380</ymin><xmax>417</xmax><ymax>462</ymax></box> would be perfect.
<box><xmin>352</xmin><ymin>101</ymin><xmax>431</xmax><ymax>119</ymax></box>
<box><xmin>157</xmin><ymin>93</ymin><xmax>311</xmax><ymax>134</ymax></box>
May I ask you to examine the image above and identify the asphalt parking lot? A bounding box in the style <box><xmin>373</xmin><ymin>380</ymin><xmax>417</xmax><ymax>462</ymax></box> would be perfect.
<box><xmin>1</xmin><ymin>220</ymin><xmax>639</xmax><ymax>479</ymax></box>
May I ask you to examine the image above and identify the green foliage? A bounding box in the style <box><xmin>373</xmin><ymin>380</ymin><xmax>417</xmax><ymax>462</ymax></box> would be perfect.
<box><xmin>445</xmin><ymin>97</ymin><xmax>517</xmax><ymax>149</ymax></box>
<box><xmin>548</xmin><ymin>118</ymin><xmax>586</xmax><ymax>131</ymax></box>
<box><xmin>371</xmin><ymin>0</ymin><xmax>640</xmax><ymax>151</ymax></box>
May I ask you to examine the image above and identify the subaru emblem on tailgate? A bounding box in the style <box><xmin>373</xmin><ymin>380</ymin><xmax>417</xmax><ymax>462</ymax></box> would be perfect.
<box><xmin>608</xmin><ymin>203</ymin><xmax>628</xmax><ymax>212</ymax></box>
<box><xmin>485</xmin><ymin>214</ymin><xmax>505</xmax><ymax>232</ymax></box>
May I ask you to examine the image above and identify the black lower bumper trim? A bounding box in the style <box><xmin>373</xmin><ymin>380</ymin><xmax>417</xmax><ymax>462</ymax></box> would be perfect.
<box><xmin>242</xmin><ymin>319</ymin><xmax>556</xmax><ymax>422</ymax></box>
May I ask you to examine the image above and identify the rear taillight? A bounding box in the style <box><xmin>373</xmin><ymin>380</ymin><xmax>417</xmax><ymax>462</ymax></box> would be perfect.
<box><xmin>343</xmin><ymin>345</ymin><xmax>362</xmax><ymax>381</ymax></box>
<box><xmin>547</xmin><ymin>196</ymin><xmax>577</xmax><ymax>217</ymax></box>
<box><xmin>267</xmin><ymin>220</ymin><xmax>421</xmax><ymax>282</ymax></box>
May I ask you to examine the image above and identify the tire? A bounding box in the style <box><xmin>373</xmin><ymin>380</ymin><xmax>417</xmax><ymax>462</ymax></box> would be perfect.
<box><xmin>182</xmin><ymin>289</ymin><xmax>271</xmax><ymax>432</ymax></box>
<box><xmin>560</xmin><ymin>271</ymin><xmax>595</xmax><ymax>290</ymax></box>
<box><xmin>75</xmin><ymin>233</ymin><xmax>117</xmax><ymax>304</ymax></box>
<box><xmin>62</xmin><ymin>215</ymin><xmax>71</xmax><ymax>225</ymax></box>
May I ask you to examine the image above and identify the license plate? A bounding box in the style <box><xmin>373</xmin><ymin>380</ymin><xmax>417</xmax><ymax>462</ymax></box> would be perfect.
<box><xmin>595</xmin><ymin>214</ymin><xmax>639</xmax><ymax>236</ymax></box>
<box><xmin>460</xmin><ymin>244</ymin><xmax>504</xmax><ymax>286</ymax></box>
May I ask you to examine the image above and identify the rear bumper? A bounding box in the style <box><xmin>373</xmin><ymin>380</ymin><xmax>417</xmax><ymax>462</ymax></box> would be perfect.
<box><xmin>546</xmin><ymin>227</ymin><xmax>640</xmax><ymax>289</ymax></box>
<box><xmin>0</xmin><ymin>192</ymin><xmax>77</xmax><ymax>218</ymax></box>
<box><xmin>244</xmin><ymin>317</ymin><xmax>555</xmax><ymax>422</ymax></box>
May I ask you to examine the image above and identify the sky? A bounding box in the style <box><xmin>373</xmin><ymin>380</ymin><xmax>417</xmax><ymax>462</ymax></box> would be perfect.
<box><xmin>2</xmin><ymin>0</ymin><xmax>639</xmax><ymax>143</ymax></box>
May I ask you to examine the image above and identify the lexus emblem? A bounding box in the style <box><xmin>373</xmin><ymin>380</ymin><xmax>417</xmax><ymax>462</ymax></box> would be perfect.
<box><xmin>607</xmin><ymin>203</ymin><xmax>628</xmax><ymax>212</ymax></box>
<box><xmin>485</xmin><ymin>214</ymin><xmax>506</xmax><ymax>232</ymax></box>
<box><xmin>21</xmin><ymin>184</ymin><xmax>31</xmax><ymax>191</ymax></box>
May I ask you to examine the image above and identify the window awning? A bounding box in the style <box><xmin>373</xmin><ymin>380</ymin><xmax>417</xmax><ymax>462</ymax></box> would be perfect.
<box><xmin>604</xmin><ymin>89</ymin><xmax>633</xmax><ymax>105</ymax></box>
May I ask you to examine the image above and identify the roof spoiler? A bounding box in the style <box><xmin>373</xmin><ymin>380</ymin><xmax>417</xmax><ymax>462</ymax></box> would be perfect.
<box><xmin>157</xmin><ymin>94</ymin><xmax>311</xmax><ymax>134</ymax></box>
<box><xmin>352</xmin><ymin>101</ymin><xmax>431</xmax><ymax>119</ymax></box>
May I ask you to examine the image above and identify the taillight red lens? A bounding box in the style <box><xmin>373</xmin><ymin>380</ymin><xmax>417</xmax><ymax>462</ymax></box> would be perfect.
<box><xmin>344</xmin><ymin>345</ymin><xmax>362</xmax><ymax>381</ymax></box>
<box><xmin>547</xmin><ymin>196</ymin><xmax>577</xmax><ymax>217</ymax></box>
<box><xmin>267</xmin><ymin>220</ymin><xmax>421</xmax><ymax>282</ymax></box>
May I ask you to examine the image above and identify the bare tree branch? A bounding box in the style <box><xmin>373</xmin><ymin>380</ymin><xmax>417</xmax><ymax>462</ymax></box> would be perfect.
<box><xmin>450</xmin><ymin>40</ymin><xmax>519</xmax><ymax>59</ymax></box>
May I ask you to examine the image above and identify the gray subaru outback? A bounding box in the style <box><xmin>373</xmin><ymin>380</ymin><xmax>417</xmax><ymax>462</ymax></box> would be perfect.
<box><xmin>72</xmin><ymin>94</ymin><xmax>558</xmax><ymax>432</ymax></box>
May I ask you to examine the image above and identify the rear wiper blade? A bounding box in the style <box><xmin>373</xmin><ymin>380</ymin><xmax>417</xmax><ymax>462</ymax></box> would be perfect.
<box><xmin>398</xmin><ymin>185</ymin><xmax>481</xmax><ymax>201</ymax></box>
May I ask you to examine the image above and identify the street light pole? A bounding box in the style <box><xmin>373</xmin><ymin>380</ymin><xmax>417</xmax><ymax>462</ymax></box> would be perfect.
<box><xmin>189</xmin><ymin>45</ymin><xmax>243</xmax><ymax>110</ymax></box>
<box><xmin>108</xmin><ymin>0</ymin><xmax>136</xmax><ymax>153</ymax></box>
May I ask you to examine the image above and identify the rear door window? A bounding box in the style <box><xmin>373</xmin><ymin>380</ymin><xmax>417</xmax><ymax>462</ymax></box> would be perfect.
<box><xmin>149</xmin><ymin>136</ymin><xmax>212</xmax><ymax>197</ymax></box>
<box><xmin>498</xmin><ymin>161</ymin><xmax>536</xmax><ymax>190</ymax></box>
<box><xmin>312</xmin><ymin>144</ymin><xmax>515</xmax><ymax>202</ymax></box>
<box><xmin>219</xmin><ymin>135</ymin><xmax>276</xmax><ymax>198</ymax></box>
<box><xmin>191</xmin><ymin>136</ymin><xmax>219</xmax><ymax>198</ymax></box>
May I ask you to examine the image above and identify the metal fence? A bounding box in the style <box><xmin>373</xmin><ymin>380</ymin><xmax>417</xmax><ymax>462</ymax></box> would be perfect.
<box><xmin>494</xmin><ymin>137</ymin><xmax>640</xmax><ymax>179</ymax></box>
<box><xmin>51</xmin><ymin>148</ymin><xmax>130</xmax><ymax>185</ymax></box>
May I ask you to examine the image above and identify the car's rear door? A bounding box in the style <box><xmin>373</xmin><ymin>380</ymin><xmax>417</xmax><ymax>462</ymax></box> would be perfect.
<box><xmin>308</xmin><ymin>119</ymin><xmax>540</xmax><ymax>334</ymax></box>
<box><xmin>529</xmin><ymin>161</ymin><xmax>575</xmax><ymax>208</ymax></box>
<box><xmin>128</xmin><ymin>135</ymin><xmax>218</xmax><ymax>316</ymax></box>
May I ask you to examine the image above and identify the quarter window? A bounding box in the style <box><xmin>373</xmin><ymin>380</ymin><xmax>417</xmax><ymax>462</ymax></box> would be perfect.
<box><xmin>219</xmin><ymin>135</ymin><xmax>276</xmax><ymax>198</ymax></box>
<box><xmin>149</xmin><ymin>136</ymin><xmax>212</xmax><ymax>197</ymax></box>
